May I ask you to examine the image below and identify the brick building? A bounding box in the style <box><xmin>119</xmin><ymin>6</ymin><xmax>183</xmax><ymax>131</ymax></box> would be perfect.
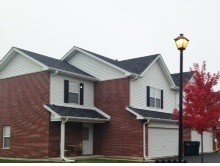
<box><xmin>0</xmin><ymin>46</ymin><xmax>214</xmax><ymax>160</ymax></box>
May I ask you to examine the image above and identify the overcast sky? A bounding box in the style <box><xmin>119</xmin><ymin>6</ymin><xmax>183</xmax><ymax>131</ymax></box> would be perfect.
<box><xmin>1</xmin><ymin>0</ymin><xmax>220</xmax><ymax>88</ymax></box>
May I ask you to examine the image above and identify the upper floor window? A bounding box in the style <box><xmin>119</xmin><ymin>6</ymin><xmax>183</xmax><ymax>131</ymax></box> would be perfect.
<box><xmin>69</xmin><ymin>82</ymin><xmax>80</xmax><ymax>104</ymax></box>
<box><xmin>147</xmin><ymin>86</ymin><xmax>163</xmax><ymax>109</ymax></box>
<box><xmin>3</xmin><ymin>126</ymin><xmax>11</xmax><ymax>149</ymax></box>
<box><xmin>64</xmin><ymin>80</ymin><xmax>84</xmax><ymax>105</ymax></box>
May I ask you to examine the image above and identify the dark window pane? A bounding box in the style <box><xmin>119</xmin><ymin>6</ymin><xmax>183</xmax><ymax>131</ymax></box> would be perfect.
<box><xmin>69</xmin><ymin>92</ymin><xmax>79</xmax><ymax>104</ymax></box>
<box><xmin>150</xmin><ymin>97</ymin><xmax>155</xmax><ymax>107</ymax></box>
<box><xmin>156</xmin><ymin>98</ymin><xmax>161</xmax><ymax>108</ymax></box>
<box><xmin>4</xmin><ymin>137</ymin><xmax>10</xmax><ymax>148</ymax></box>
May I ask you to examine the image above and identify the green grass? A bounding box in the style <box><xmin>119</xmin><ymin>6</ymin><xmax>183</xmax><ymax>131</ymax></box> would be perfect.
<box><xmin>76</xmin><ymin>158</ymin><xmax>141</xmax><ymax>163</ymax></box>
<box><xmin>0</xmin><ymin>159</ymin><xmax>56</xmax><ymax>163</ymax></box>
<box><xmin>0</xmin><ymin>158</ymin><xmax>141</xmax><ymax>163</ymax></box>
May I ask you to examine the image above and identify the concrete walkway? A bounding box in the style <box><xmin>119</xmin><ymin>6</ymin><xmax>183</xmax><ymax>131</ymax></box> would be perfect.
<box><xmin>156</xmin><ymin>152</ymin><xmax>220</xmax><ymax>163</ymax></box>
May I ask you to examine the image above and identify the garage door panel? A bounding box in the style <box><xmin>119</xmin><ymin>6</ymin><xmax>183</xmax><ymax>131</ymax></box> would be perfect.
<box><xmin>148</xmin><ymin>127</ymin><xmax>178</xmax><ymax>158</ymax></box>
<box><xmin>191</xmin><ymin>131</ymin><xmax>213</xmax><ymax>153</ymax></box>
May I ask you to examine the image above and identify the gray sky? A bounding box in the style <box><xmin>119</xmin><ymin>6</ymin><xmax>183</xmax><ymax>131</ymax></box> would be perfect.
<box><xmin>1</xmin><ymin>0</ymin><xmax>220</xmax><ymax>88</ymax></box>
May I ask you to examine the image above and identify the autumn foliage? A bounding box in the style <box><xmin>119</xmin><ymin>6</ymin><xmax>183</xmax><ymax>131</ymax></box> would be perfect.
<box><xmin>173</xmin><ymin>62</ymin><xmax>220</xmax><ymax>134</ymax></box>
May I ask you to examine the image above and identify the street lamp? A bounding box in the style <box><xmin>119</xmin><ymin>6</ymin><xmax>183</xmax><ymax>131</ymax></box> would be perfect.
<box><xmin>174</xmin><ymin>34</ymin><xmax>189</xmax><ymax>163</ymax></box>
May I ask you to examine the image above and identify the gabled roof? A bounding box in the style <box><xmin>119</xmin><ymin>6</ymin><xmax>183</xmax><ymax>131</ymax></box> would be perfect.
<box><xmin>44</xmin><ymin>104</ymin><xmax>109</xmax><ymax>122</ymax></box>
<box><xmin>6</xmin><ymin>47</ymin><xmax>96</xmax><ymax>80</ymax></box>
<box><xmin>127</xmin><ymin>107</ymin><xmax>174</xmax><ymax>121</ymax></box>
<box><xmin>171</xmin><ymin>71</ymin><xmax>194</xmax><ymax>87</ymax></box>
<box><xmin>77</xmin><ymin>47</ymin><xmax>159</xmax><ymax>75</ymax></box>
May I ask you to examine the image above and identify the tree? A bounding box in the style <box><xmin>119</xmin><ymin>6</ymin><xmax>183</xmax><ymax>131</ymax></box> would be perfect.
<box><xmin>173</xmin><ymin>62</ymin><xmax>220</xmax><ymax>163</ymax></box>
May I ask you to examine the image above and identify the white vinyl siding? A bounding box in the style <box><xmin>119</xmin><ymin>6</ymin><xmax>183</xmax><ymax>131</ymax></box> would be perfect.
<box><xmin>67</xmin><ymin>52</ymin><xmax>125</xmax><ymax>80</ymax></box>
<box><xmin>50</xmin><ymin>73</ymin><xmax>94</xmax><ymax>107</ymax></box>
<box><xmin>3</xmin><ymin>126</ymin><xmax>11</xmax><ymax>149</ymax></box>
<box><xmin>130</xmin><ymin>61</ymin><xmax>176</xmax><ymax>113</ymax></box>
<box><xmin>0</xmin><ymin>53</ymin><xmax>43</xmax><ymax>79</ymax></box>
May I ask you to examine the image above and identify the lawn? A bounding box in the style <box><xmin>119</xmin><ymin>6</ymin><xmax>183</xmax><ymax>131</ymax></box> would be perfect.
<box><xmin>0</xmin><ymin>158</ymin><xmax>142</xmax><ymax>163</ymax></box>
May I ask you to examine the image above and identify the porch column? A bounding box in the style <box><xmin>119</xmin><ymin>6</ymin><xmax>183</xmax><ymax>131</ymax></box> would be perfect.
<box><xmin>60</xmin><ymin>119</ymin><xmax>68</xmax><ymax>157</ymax></box>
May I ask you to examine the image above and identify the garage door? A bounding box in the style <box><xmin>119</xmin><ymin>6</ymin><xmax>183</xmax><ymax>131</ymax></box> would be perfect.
<box><xmin>148</xmin><ymin>127</ymin><xmax>178</xmax><ymax>158</ymax></box>
<box><xmin>191</xmin><ymin>131</ymin><xmax>213</xmax><ymax>153</ymax></box>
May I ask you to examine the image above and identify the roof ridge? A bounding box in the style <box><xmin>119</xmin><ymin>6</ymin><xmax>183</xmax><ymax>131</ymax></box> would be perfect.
<box><xmin>14</xmin><ymin>47</ymin><xmax>60</xmax><ymax>61</ymax></box>
<box><xmin>13</xmin><ymin>47</ymin><xmax>95</xmax><ymax>78</ymax></box>
<box><xmin>119</xmin><ymin>54</ymin><xmax>160</xmax><ymax>62</ymax></box>
<box><xmin>75</xmin><ymin>46</ymin><xmax>117</xmax><ymax>62</ymax></box>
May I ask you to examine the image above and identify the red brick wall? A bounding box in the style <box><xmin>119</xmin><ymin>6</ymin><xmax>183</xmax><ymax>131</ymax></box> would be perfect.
<box><xmin>0</xmin><ymin>71</ymin><xmax>50</xmax><ymax>158</ymax></box>
<box><xmin>94</xmin><ymin>78</ymin><xmax>144</xmax><ymax>158</ymax></box>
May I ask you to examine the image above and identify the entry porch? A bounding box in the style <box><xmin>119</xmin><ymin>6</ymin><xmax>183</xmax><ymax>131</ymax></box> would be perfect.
<box><xmin>44</xmin><ymin>104</ymin><xmax>110</xmax><ymax>159</ymax></box>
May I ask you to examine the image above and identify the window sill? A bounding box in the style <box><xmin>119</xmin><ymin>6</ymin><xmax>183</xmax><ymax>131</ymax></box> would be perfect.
<box><xmin>2</xmin><ymin>148</ymin><xmax>10</xmax><ymax>150</ymax></box>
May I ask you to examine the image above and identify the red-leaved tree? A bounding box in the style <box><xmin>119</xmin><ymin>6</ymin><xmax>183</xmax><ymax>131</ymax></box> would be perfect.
<box><xmin>173</xmin><ymin>62</ymin><xmax>220</xmax><ymax>162</ymax></box>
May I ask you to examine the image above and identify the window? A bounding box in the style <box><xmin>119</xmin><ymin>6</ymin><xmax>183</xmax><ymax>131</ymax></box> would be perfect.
<box><xmin>147</xmin><ymin>86</ymin><xmax>163</xmax><ymax>109</ymax></box>
<box><xmin>3</xmin><ymin>126</ymin><xmax>11</xmax><ymax>149</ymax></box>
<box><xmin>64</xmin><ymin>80</ymin><xmax>84</xmax><ymax>105</ymax></box>
<box><xmin>69</xmin><ymin>82</ymin><xmax>80</xmax><ymax>104</ymax></box>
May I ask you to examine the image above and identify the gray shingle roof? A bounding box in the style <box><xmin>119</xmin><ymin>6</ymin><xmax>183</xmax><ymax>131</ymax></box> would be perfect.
<box><xmin>77</xmin><ymin>47</ymin><xmax>159</xmax><ymax>75</ymax></box>
<box><xmin>128</xmin><ymin>107</ymin><xmax>174</xmax><ymax>120</ymax></box>
<box><xmin>46</xmin><ymin>104</ymin><xmax>108</xmax><ymax>120</ymax></box>
<box><xmin>171</xmin><ymin>71</ymin><xmax>194</xmax><ymax>87</ymax></box>
<box><xmin>15</xmin><ymin>47</ymin><xmax>95</xmax><ymax>78</ymax></box>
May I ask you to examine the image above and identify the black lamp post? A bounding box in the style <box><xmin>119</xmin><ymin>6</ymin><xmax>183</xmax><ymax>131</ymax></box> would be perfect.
<box><xmin>174</xmin><ymin>34</ymin><xmax>189</xmax><ymax>163</ymax></box>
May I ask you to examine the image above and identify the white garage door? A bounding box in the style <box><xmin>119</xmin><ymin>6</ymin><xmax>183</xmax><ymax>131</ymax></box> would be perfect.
<box><xmin>191</xmin><ymin>131</ymin><xmax>213</xmax><ymax>153</ymax></box>
<box><xmin>148</xmin><ymin>127</ymin><xmax>178</xmax><ymax>158</ymax></box>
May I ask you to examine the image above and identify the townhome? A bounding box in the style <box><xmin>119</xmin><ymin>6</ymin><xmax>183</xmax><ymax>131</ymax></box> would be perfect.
<box><xmin>0</xmin><ymin>46</ymin><xmax>213</xmax><ymax>160</ymax></box>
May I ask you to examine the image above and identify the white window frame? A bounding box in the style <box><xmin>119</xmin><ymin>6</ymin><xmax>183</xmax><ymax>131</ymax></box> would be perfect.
<box><xmin>149</xmin><ymin>87</ymin><xmax>162</xmax><ymax>109</ymax></box>
<box><xmin>2</xmin><ymin>126</ymin><xmax>11</xmax><ymax>149</ymax></box>
<box><xmin>68</xmin><ymin>81</ymin><xmax>80</xmax><ymax>104</ymax></box>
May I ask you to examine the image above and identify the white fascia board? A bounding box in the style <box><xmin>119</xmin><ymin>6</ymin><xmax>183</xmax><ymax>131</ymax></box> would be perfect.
<box><xmin>93</xmin><ymin>107</ymin><xmax>111</xmax><ymax>120</ymax></box>
<box><xmin>141</xmin><ymin>55</ymin><xmax>178</xmax><ymax>89</ymax></box>
<box><xmin>48</xmin><ymin>68</ymin><xmax>99</xmax><ymax>81</ymax></box>
<box><xmin>61</xmin><ymin>46</ymin><xmax>76</xmax><ymax>61</ymax></box>
<box><xmin>61</xmin><ymin>46</ymin><xmax>132</xmax><ymax>76</ymax></box>
<box><xmin>126</xmin><ymin>107</ymin><xmax>144</xmax><ymax>120</ymax></box>
<box><xmin>76</xmin><ymin>47</ymin><xmax>131</xmax><ymax>75</ymax></box>
<box><xmin>13</xmin><ymin>48</ymin><xmax>49</xmax><ymax>70</ymax></box>
<box><xmin>0</xmin><ymin>48</ymin><xmax>15</xmax><ymax>71</ymax></box>
<box><xmin>145</xmin><ymin>117</ymin><xmax>177</xmax><ymax>123</ymax></box>
<box><xmin>157</xmin><ymin>56</ymin><xmax>177</xmax><ymax>88</ymax></box>
<box><xmin>0</xmin><ymin>48</ymin><xmax>14</xmax><ymax>65</ymax></box>
<box><xmin>44</xmin><ymin>104</ymin><xmax>61</xmax><ymax>119</ymax></box>
<box><xmin>140</xmin><ymin>55</ymin><xmax>160</xmax><ymax>76</ymax></box>
<box><xmin>61</xmin><ymin>116</ymin><xmax>109</xmax><ymax>123</ymax></box>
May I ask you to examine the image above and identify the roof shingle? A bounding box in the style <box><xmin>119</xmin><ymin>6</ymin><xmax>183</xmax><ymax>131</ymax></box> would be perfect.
<box><xmin>46</xmin><ymin>104</ymin><xmax>108</xmax><ymax>120</ymax></box>
<box><xmin>128</xmin><ymin>107</ymin><xmax>174</xmax><ymax>120</ymax></box>
<box><xmin>171</xmin><ymin>71</ymin><xmax>194</xmax><ymax>87</ymax></box>
<box><xmin>15</xmin><ymin>47</ymin><xmax>94</xmax><ymax>78</ymax></box>
<box><xmin>77</xmin><ymin>47</ymin><xmax>159</xmax><ymax>74</ymax></box>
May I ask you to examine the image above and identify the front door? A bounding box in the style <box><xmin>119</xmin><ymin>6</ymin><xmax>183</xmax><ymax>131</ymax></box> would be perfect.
<box><xmin>82</xmin><ymin>123</ymin><xmax>93</xmax><ymax>155</ymax></box>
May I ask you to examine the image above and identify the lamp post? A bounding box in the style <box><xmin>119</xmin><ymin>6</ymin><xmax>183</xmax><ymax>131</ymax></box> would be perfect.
<box><xmin>174</xmin><ymin>34</ymin><xmax>189</xmax><ymax>163</ymax></box>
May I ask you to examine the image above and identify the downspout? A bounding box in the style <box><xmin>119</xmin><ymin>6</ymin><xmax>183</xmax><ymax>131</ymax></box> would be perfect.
<box><xmin>60</xmin><ymin>118</ymin><xmax>75</xmax><ymax>162</ymax></box>
<box><xmin>143</xmin><ymin>119</ymin><xmax>150</xmax><ymax>161</ymax></box>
